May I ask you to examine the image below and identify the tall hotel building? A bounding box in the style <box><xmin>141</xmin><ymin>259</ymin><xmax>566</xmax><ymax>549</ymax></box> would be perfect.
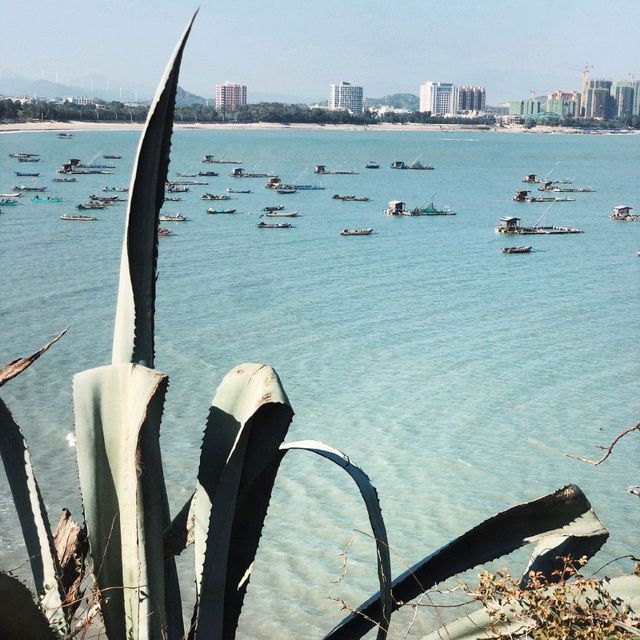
<box><xmin>215</xmin><ymin>82</ymin><xmax>247</xmax><ymax>110</ymax></box>
<box><xmin>328</xmin><ymin>82</ymin><xmax>364</xmax><ymax>113</ymax></box>
<box><xmin>419</xmin><ymin>82</ymin><xmax>459</xmax><ymax>115</ymax></box>
<box><xmin>582</xmin><ymin>80</ymin><xmax>613</xmax><ymax>119</ymax></box>
<box><xmin>458</xmin><ymin>86</ymin><xmax>486</xmax><ymax>112</ymax></box>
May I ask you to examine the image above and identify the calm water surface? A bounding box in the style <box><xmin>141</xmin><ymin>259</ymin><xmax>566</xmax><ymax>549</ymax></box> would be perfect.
<box><xmin>0</xmin><ymin>127</ymin><xmax>638</xmax><ymax>637</ymax></box>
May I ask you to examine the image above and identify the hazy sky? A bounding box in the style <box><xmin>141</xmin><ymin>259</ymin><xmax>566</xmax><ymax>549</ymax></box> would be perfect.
<box><xmin>3</xmin><ymin>1</ymin><xmax>640</xmax><ymax>103</ymax></box>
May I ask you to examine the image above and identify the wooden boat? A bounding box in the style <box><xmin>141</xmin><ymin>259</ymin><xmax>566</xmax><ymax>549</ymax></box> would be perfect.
<box><xmin>10</xmin><ymin>153</ymin><xmax>39</xmax><ymax>159</ymax></box>
<box><xmin>165</xmin><ymin>196</ymin><xmax>182</xmax><ymax>202</ymax></box>
<box><xmin>158</xmin><ymin>227</ymin><xmax>173</xmax><ymax>236</ymax></box>
<box><xmin>0</xmin><ymin>191</ymin><xmax>20</xmax><ymax>197</ymax></box>
<box><xmin>172</xmin><ymin>179</ymin><xmax>208</xmax><ymax>185</ymax></box>
<box><xmin>102</xmin><ymin>186</ymin><xmax>129</xmax><ymax>192</ymax></box>
<box><xmin>495</xmin><ymin>217</ymin><xmax>583</xmax><ymax>235</ymax></box>
<box><xmin>176</xmin><ymin>171</ymin><xmax>197</xmax><ymax>177</ymax></box>
<box><xmin>256</xmin><ymin>221</ymin><xmax>292</xmax><ymax>228</ymax></box>
<box><xmin>15</xmin><ymin>171</ymin><xmax>40</xmax><ymax>177</ymax></box>
<box><xmin>166</xmin><ymin>184</ymin><xmax>189</xmax><ymax>193</ymax></box>
<box><xmin>276</xmin><ymin>189</ymin><xmax>296</xmax><ymax>194</ymax></box>
<box><xmin>313</xmin><ymin>165</ymin><xmax>358</xmax><ymax>175</ymax></box>
<box><xmin>340</xmin><ymin>228</ymin><xmax>373</xmax><ymax>236</ymax></box>
<box><xmin>32</xmin><ymin>196</ymin><xmax>63</xmax><ymax>203</ymax></box>
<box><xmin>199</xmin><ymin>171</ymin><xmax>219</xmax><ymax>176</ymax></box>
<box><xmin>264</xmin><ymin>205</ymin><xmax>285</xmax><ymax>212</ymax></box>
<box><xmin>52</xmin><ymin>177</ymin><xmax>77</xmax><ymax>183</ymax></box>
<box><xmin>207</xmin><ymin>208</ymin><xmax>237</xmax><ymax>214</ymax></box>
<box><xmin>201</xmin><ymin>193</ymin><xmax>231</xmax><ymax>200</ymax></box>
<box><xmin>365</xmin><ymin>161</ymin><xmax>380</xmax><ymax>169</ymax></box>
<box><xmin>103</xmin><ymin>154</ymin><xmax>122</xmax><ymax>159</ymax></box>
<box><xmin>264</xmin><ymin>211</ymin><xmax>298</xmax><ymax>218</ymax></box>
<box><xmin>14</xmin><ymin>185</ymin><xmax>46</xmax><ymax>192</ymax></box>
<box><xmin>18</xmin><ymin>156</ymin><xmax>40</xmax><ymax>162</ymax></box>
<box><xmin>502</xmin><ymin>245</ymin><xmax>532</xmax><ymax>254</ymax></box>
<box><xmin>226</xmin><ymin>188</ymin><xmax>252</xmax><ymax>194</ymax></box>
<box><xmin>0</xmin><ymin>198</ymin><xmax>19</xmax><ymax>206</ymax></box>
<box><xmin>77</xmin><ymin>202</ymin><xmax>106</xmax><ymax>210</ymax></box>
<box><xmin>159</xmin><ymin>213</ymin><xmax>187</xmax><ymax>222</ymax></box>
<box><xmin>90</xmin><ymin>194</ymin><xmax>123</xmax><ymax>203</ymax></box>
<box><xmin>332</xmin><ymin>194</ymin><xmax>369</xmax><ymax>201</ymax></box>
<box><xmin>57</xmin><ymin>133</ymin><xmax>74</xmax><ymax>139</ymax></box>
<box><xmin>60</xmin><ymin>214</ymin><xmax>96</xmax><ymax>221</ymax></box>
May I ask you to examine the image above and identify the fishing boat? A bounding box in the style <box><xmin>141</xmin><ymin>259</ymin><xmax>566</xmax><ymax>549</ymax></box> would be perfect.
<box><xmin>410</xmin><ymin>202</ymin><xmax>456</xmax><ymax>216</ymax></box>
<box><xmin>0</xmin><ymin>191</ymin><xmax>20</xmax><ymax>197</ymax></box>
<box><xmin>172</xmin><ymin>179</ymin><xmax>208</xmax><ymax>185</ymax></box>
<box><xmin>199</xmin><ymin>171</ymin><xmax>219</xmax><ymax>177</ymax></box>
<box><xmin>502</xmin><ymin>245</ymin><xmax>532</xmax><ymax>254</ymax></box>
<box><xmin>158</xmin><ymin>227</ymin><xmax>173</xmax><ymax>236</ymax></box>
<box><xmin>609</xmin><ymin>205</ymin><xmax>639</xmax><ymax>221</ymax></box>
<box><xmin>176</xmin><ymin>171</ymin><xmax>197</xmax><ymax>177</ymax></box>
<box><xmin>14</xmin><ymin>185</ymin><xmax>47</xmax><ymax>192</ymax></box>
<box><xmin>332</xmin><ymin>194</ymin><xmax>369</xmax><ymax>202</ymax></box>
<box><xmin>313</xmin><ymin>165</ymin><xmax>358</xmax><ymax>175</ymax></box>
<box><xmin>60</xmin><ymin>214</ymin><xmax>96</xmax><ymax>221</ymax></box>
<box><xmin>390</xmin><ymin>160</ymin><xmax>434</xmax><ymax>170</ymax></box>
<box><xmin>102</xmin><ymin>186</ymin><xmax>129</xmax><ymax>192</ymax></box>
<box><xmin>52</xmin><ymin>177</ymin><xmax>77</xmax><ymax>183</ymax></box>
<box><xmin>226</xmin><ymin>188</ymin><xmax>252</xmax><ymax>194</ymax></box>
<box><xmin>58</xmin><ymin>159</ymin><xmax>114</xmax><ymax>175</ymax></box>
<box><xmin>165</xmin><ymin>196</ymin><xmax>182</xmax><ymax>202</ymax></box>
<box><xmin>365</xmin><ymin>161</ymin><xmax>380</xmax><ymax>169</ymax></box>
<box><xmin>0</xmin><ymin>198</ymin><xmax>19</xmax><ymax>206</ymax></box>
<box><xmin>538</xmin><ymin>182</ymin><xmax>594</xmax><ymax>193</ymax></box>
<box><xmin>277</xmin><ymin>188</ymin><xmax>297</xmax><ymax>195</ymax></box>
<box><xmin>340</xmin><ymin>228</ymin><xmax>373</xmax><ymax>236</ymax></box>
<box><xmin>103</xmin><ymin>154</ymin><xmax>122</xmax><ymax>159</ymax></box>
<box><xmin>256</xmin><ymin>221</ymin><xmax>292</xmax><ymax>228</ymax></box>
<box><xmin>292</xmin><ymin>184</ymin><xmax>325</xmax><ymax>190</ymax></box>
<box><xmin>263</xmin><ymin>205</ymin><xmax>285</xmax><ymax>212</ymax></box>
<box><xmin>202</xmin><ymin>154</ymin><xmax>242</xmax><ymax>164</ymax></box>
<box><xmin>166</xmin><ymin>184</ymin><xmax>189</xmax><ymax>193</ymax></box>
<box><xmin>90</xmin><ymin>194</ymin><xmax>123</xmax><ymax>203</ymax></box>
<box><xmin>159</xmin><ymin>213</ymin><xmax>187</xmax><ymax>222</ymax></box>
<box><xmin>512</xmin><ymin>190</ymin><xmax>575</xmax><ymax>203</ymax></box>
<box><xmin>10</xmin><ymin>153</ymin><xmax>39</xmax><ymax>159</ymax></box>
<box><xmin>207</xmin><ymin>208</ymin><xmax>237</xmax><ymax>214</ymax></box>
<box><xmin>201</xmin><ymin>193</ymin><xmax>231</xmax><ymax>200</ymax></box>
<box><xmin>57</xmin><ymin>133</ymin><xmax>73</xmax><ymax>139</ymax></box>
<box><xmin>15</xmin><ymin>171</ymin><xmax>40</xmax><ymax>177</ymax></box>
<box><xmin>32</xmin><ymin>196</ymin><xmax>63</xmax><ymax>203</ymax></box>
<box><xmin>77</xmin><ymin>202</ymin><xmax>106</xmax><ymax>210</ymax></box>
<box><xmin>264</xmin><ymin>211</ymin><xmax>298</xmax><ymax>218</ymax></box>
<box><xmin>495</xmin><ymin>217</ymin><xmax>583</xmax><ymax>235</ymax></box>
<box><xmin>230</xmin><ymin>167</ymin><xmax>276</xmax><ymax>178</ymax></box>
<box><xmin>18</xmin><ymin>156</ymin><xmax>41</xmax><ymax>163</ymax></box>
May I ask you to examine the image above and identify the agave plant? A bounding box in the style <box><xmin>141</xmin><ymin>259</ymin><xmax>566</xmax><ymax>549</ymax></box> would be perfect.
<box><xmin>1</xmin><ymin>11</ymin><xmax>638</xmax><ymax>640</ymax></box>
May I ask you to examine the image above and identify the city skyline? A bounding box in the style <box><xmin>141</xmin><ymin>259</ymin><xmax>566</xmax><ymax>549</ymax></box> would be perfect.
<box><xmin>2</xmin><ymin>1</ymin><xmax>640</xmax><ymax>104</ymax></box>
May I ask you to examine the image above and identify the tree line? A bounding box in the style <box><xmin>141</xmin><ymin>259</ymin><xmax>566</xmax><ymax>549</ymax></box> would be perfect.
<box><xmin>1</xmin><ymin>98</ymin><xmax>639</xmax><ymax>129</ymax></box>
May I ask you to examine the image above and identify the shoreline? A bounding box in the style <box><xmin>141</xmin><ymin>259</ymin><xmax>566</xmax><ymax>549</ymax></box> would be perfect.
<box><xmin>0</xmin><ymin>120</ymin><xmax>637</xmax><ymax>135</ymax></box>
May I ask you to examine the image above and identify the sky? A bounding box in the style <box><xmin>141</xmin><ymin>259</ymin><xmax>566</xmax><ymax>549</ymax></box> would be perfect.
<box><xmin>2</xmin><ymin>0</ymin><xmax>640</xmax><ymax>104</ymax></box>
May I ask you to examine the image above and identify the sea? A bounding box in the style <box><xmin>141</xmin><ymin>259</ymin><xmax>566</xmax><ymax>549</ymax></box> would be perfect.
<box><xmin>0</xmin><ymin>126</ymin><xmax>638</xmax><ymax>638</ymax></box>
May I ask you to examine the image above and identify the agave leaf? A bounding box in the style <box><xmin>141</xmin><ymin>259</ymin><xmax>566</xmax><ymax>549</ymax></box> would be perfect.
<box><xmin>422</xmin><ymin>574</ymin><xmax>640</xmax><ymax>640</ymax></box>
<box><xmin>111</xmin><ymin>11</ymin><xmax>197</xmax><ymax>367</ymax></box>
<box><xmin>0</xmin><ymin>572</ymin><xmax>56</xmax><ymax>640</ymax></box>
<box><xmin>324</xmin><ymin>485</ymin><xmax>607</xmax><ymax>640</ymax></box>
<box><xmin>189</xmin><ymin>363</ymin><xmax>294</xmax><ymax>640</ymax></box>
<box><xmin>280</xmin><ymin>440</ymin><xmax>393</xmax><ymax>640</ymax></box>
<box><xmin>0</xmin><ymin>399</ymin><xmax>67</xmax><ymax>636</ymax></box>
<box><xmin>0</xmin><ymin>328</ymin><xmax>67</xmax><ymax>388</ymax></box>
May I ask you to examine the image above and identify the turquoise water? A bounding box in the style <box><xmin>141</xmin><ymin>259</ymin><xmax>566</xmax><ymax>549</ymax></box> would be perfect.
<box><xmin>0</xmin><ymin>128</ymin><xmax>638</xmax><ymax>637</ymax></box>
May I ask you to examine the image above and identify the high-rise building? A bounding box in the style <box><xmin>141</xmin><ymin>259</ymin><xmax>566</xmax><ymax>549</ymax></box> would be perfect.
<box><xmin>215</xmin><ymin>82</ymin><xmax>247</xmax><ymax>110</ymax></box>
<box><xmin>546</xmin><ymin>90</ymin><xmax>581</xmax><ymax>117</ymax></box>
<box><xmin>582</xmin><ymin>80</ymin><xmax>613</xmax><ymax>118</ymax></box>
<box><xmin>614</xmin><ymin>81</ymin><xmax>640</xmax><ymax>116</ymax></box>
<box><xmin>328</xmin><ymin>82</ymin><xmax>364</xmax><ymax>113</ymax></box>
<box><xmin>458</xmin><ymin>86</ymin><xmax>486</xmax><ymax>112</ymax></box>
<box><xmin>419</xmin><ymin>82</ymin><xmax>459</xmax><ymax>115</ymax></box>
<box><xmin>508</xmin><ymin>99</ymin><xmax>542</xmax><ymax>116</ymax></box>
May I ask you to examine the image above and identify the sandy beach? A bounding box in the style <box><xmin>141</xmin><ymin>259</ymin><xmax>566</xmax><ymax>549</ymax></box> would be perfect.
<box><xmin>3</xmin><ymin>120</ymin><xmax>634</xmax><ymax>135</ymax></box>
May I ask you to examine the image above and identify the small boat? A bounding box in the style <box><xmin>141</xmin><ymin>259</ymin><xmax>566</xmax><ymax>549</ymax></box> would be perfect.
<box><xmin>172</xmin><ymin>179</ymin><xmax>208</xmax><ymax>185</ymax></box>
<box><xmin>52</xmin><ymin>177</ymin><xmax>77</xmax><ymax>183</ymax></box>
<box><xmin>90</xmin><ymin>194</ymin><xmax>123</xmax><ymax>203</ymax></box>
<box><xmin>159</xmin><ymin>213</ymin><xmax>187</xmax><ymax>222</ymax></box>
<box><xmin>340</xmin><ymin>228</ymin><xmax>373</xmax><ymax>236</ymax></box>
<box><xmin>256</xmin><ymin>221</ymin><xmax>292</xmax><ymax>228</ymax></box>
<box><xmin>18</xmin><ymin>156</ymin><xmax>41</xmax><ymax>162</ymax></box>
<box><xmin>14</xmin><ymin>185</ymin><xmax>47</xmax><ymax>192</ymax></box>
<box><xmin>230</xmin><ymin>168</ymin><xmax>276</xmax><ymax>178</ymax></box>
<box><xmin>365</xmin><ymin>161</ymin><xmax>380</xmax><ymax>169</ymax></box>
<box><xmin>158</xmin><ymin>227</ymin><xmax>173</xmax><ymax>236</ymax></box>
<box><xmin>77</xmin><ymin>202</ymin><xmax>106</xmax><ymax>210</ymax></box>
<box><xmin>199</xmin><ymin>171</ymin><xmax>219</xmax><ymax>177</ymax></box>
<box><xmin>313</xmin><ymin>165</ymin><xmax>358</xmax><ymax>175</ymax></box>
<box><xmin>102</xmin><ymin>186</ymin><xmax>129</xmax><ymax>192</ymax></box>
<box><xmin>495</xmin><ymin>217</ymin><xmax>583</xmax><ymax>235</ymax></box>
<box><xmin>538</xmin><ymin>181</ymin><xmax>594</xmax><ymax>193</ymax></box>
<box><xmin>207</xmin><ymin>208</ymin><xmax>237</xmax><ymax>214</ymax></box>
<box><xmin>201</xmin><ymin>193</ymin><xmax>231</xmax><ymax>200</ymax></box>
<box><xmin>264</xmin><ymin>211</ymin><xmax>298</xmax><ymax>218</ymax></box>
<box><xmin>0</xmin><ymin>198</ymin><xmax>19</xmax><ymax>206</ymax></box>
<box><xmin>391</xmin><ymin>160</ymin><xmax>434</xmax><ymax>170</ymax></box>
<box><xmin>176</xmin><ymin>171</ymin><xmax>198</xmax><ymax>177</ymax></box>
<box><xmin>167</xmin><ymin>184</ymin><xmax>189</xmax><ymax>192</ymax></box>
<box><xmin>165</xmin><ymin>196</ymin><xmax>182</xmax><ymax>202</ymax></box>
<box><xmin>60</xmin><ymin>214</ymin><xmax>96</xmax><ymax>221</ymax></box>
<box><xmin>292</xmin><ymin>184</ymin><xmax>325</xmax><ymax>191</ymax></box>
<box><xmin>264</xmin><ymin>205</ymin><xmax>285</xmax><ymax>212</ymax></box>
<box><xmin>10</xmin><ymin>153</ymin><xmax>39</xmax><ymax>159</ymax></box>
<box><xmin>609</xmin><ymin>205</ymin><xmax>639</xmax><ymax>221</ymax></box>
<box><xmin>103</xmin><ymin>154</ymin><xmax>122</xmax><ymax>159</ymax></box>
<box><xmin>277</xmin><ymin>189</ymin><xmax>296</xmax><ymax>195</ymax></box>
<box><xmin>32</xmin><ymin>196</ymin><xmax>63</xmax><ymax>203</ymax></box>
<box><xmin>202</xmin><ymin>154</ymin><xmax>242</xmax><ymax>164</ymax></box>
<box><xmin>0</xmin><ymin>192</ymin><xmax>20</xmax><ymax>197</ymax></box>
<box><xmin>15</xmin><ymin>171</ymin><xmax>40</xmax><ymax>177</ymax></box>
<box><xmin>332</xmin><ymin>194</ymin><xmax>369</xmax><ymax>202</ymax></box>
<box><xmin>512</xmin><ymin>190</ymin><xmax>574</xmax><ymax>203</ymax></box>
<box><xmin>57</xmin><ymin>133</ymin><xmax>73</xmax><ymax>139</ymax></box>
<box><xmin>226</xmin><ymin>188</ymin><xmax>252</xmax><ymax>194</ymax></box>
<box><xmin>502</xmin><ymin>245</ymin><xmax>532</xmax><ymax>254</ymax></box>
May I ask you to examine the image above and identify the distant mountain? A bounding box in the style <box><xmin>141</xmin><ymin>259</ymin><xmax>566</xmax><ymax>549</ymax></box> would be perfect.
<box><xmin>175</xmin><ymin>86</ymin><xmax>209</xmax><ymax>106</ymax></box>
<box><xmin>365</xmin><ymin>93</ymin><xmax>419</xmax><ymax>110</ymax></box>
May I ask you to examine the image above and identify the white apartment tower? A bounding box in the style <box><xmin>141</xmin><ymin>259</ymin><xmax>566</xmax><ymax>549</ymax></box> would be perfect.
<box><xmin>328</xmin><ymin>82</ymin><xmax>364</xmax><ymax>113</ymax></box>
<box><xmin>419</xmin><ymin>82</ymin><xmax>459</xmax><ymax>115</ymax></box>
<box><xmin>215</xmin><ymin>82</ymin><xmax>247</xmax><ymax>110</ymax></box>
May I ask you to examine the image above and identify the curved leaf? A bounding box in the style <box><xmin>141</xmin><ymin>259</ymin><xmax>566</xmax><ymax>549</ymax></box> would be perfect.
<box><xmin>0</xmin><ymin>572</ymin><xmax>56</xmax><ymax>640</ymax></box>
<box><xmin>189</xmin><ymin>363</ymin><xmax>294</xmax><ymax>640</ymax></box>
<box><xmin>280</xmin><ymin>440</ymin><xmax>393</xmax><ymax>640</ymax></box>
<box><xmin>0</xmin><ymin>399</ymin><xmax>67</xmax><ymax>636</ymax></box>
<box><xmin>111</xmin><ymin>11</ymin><xmax>197</xmax><ymax>368</ymax></box>
<box><xmin>325</xmin><ymin>485</ymin><xmax>607</xmax><ymax>639</ymax></box>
